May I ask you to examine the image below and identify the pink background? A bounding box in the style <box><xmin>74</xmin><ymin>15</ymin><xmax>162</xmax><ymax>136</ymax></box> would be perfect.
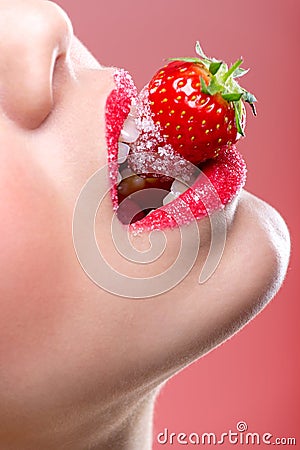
<box><xmin>56</xmin><ymin>0</ymin><xmax>299</xmax><ymax>446</ymax></box>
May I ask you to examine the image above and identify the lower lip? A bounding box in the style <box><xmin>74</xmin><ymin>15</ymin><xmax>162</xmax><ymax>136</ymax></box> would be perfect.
<box><xmin>105</xmin><ymin>70</ymin><xmax>247</xmax><ymax>232</ymax></box>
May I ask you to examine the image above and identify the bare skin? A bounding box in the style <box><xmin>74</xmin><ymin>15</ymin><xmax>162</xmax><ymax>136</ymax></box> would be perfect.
<box><xmin>0</xmin><ymin>1</ymin><xmax>290</xmax><ymax>449</ymax></box>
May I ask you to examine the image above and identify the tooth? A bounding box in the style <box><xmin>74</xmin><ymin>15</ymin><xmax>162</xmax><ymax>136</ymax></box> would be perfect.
<box><xmin>117</xmin><ymin>171</ymin><xmax>122</xmax><ymax>183</ymax></box>
<box><xmin>163</xmin><ymin>192</ymin><xmax>177</xmax><ymax>206</ymax></box>
<box><xmin>171</xmin><ymin>180</ymin><xmax>189</xmax><ymax>197</ymax></box>
<box><xmin>120</xmin><ymin>167</ymin><xmax>135</xmax><ymax>179</ymax></box>
<box><xmin>147</xmin><ymin>209</ymin><xmax>156</xmax><ymax>216</ymax></box>
<box><xmin>119</xmin><ymin>116</ymin><xmax>140</xmax><ymax>143</ymax></box>
<box><xmin>129</xmin><ymin>100</ymin><xmax>137</xmax><ymax>118</ymax></box>
<box><xmin>118</xmin><ymin>142</ymin><xmax>130</xmax><ymax>164</ymax></box>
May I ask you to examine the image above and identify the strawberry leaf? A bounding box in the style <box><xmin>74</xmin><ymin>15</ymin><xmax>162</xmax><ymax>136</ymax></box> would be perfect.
<box><xmin>195</xmin><ymin>41</ymin><xmax>208</xmax><ymax>59</ymax></box>
<box><xmin>222</xmin><ymin>92</ymin><xmax>243</xmax><ymax>102</ymax></box>
<box><xmin>195</xmin><ymin>41</ymin><xmax>211</xmax><ymax>68</ymax></box>
<box><xmin>234</xmin><ymin>102</ymin><xmax>245</xmax><ymax>136</ymax></box>
<box><xmin>242</xmin><ymin>90</ymin><xmax>257</xmax><ymax>115</ymax></box>
<box><xmin>209</xmin><ymin>61</ymin><xmax>223</xmax><ymax>75</ymax></box>
<box><xmin>233</xmin><ymin>67</ymin><xmax>250</xmax><ymax>78</ymax></box>
<box><xmin>174</xmin><ymin>41</ymin><xmax>258</xmax><ymax>119</ymax></box>
<box><xmin>200</xmin><ymin>77</ymin><xmax>209</xmax><ymax>94</ymax></box>
<box><xmin>207</xmin><ymin>77</ymin><xmax>223</xmax><ymax>95</ymax></box>
<box><xmin>223</xmin><ymin>58</ymin><xmax>243</xmax><ymax>83</ymax></box>
<box><xmin>242</xmin><ymin>90</ymin><xmax>257</xmax><ymax>104</ymax></box>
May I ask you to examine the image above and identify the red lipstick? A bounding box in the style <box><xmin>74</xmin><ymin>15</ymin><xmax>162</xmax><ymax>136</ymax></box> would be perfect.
<box><xmin>105</xmin><ymin>69</ymin><xmax>137</xmax><ymax>210</ymax></box>
<box><xmin>130</xmin><ymin>144</ymin><xmax>246</xmax><ymax>232</ymax></box>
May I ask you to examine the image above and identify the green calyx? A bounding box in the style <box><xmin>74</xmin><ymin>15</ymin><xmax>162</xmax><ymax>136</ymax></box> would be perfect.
<box><xmin>169</xmin><ymin>41</ymin><xmax>257</xmax><ymax>136</ymax></box>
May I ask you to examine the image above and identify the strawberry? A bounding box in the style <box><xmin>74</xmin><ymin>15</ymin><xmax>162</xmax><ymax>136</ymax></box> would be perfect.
<box><xmin>148</xmin><ymin>41</ymin><xmax>256</xmax><ymax>165</ymax></box>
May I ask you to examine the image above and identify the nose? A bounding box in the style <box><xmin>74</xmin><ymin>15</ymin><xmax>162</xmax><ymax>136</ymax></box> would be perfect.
<box><xmin>0</xmin><ymin>0</ymin><xmax>73</xmax><ymax>129</ymax></box>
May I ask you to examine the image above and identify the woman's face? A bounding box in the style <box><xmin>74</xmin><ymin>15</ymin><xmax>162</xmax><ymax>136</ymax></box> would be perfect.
<box><xmin>0</xmin><ymin>1</ymin><xmax>288</xmax><ymax>447</ymax></box>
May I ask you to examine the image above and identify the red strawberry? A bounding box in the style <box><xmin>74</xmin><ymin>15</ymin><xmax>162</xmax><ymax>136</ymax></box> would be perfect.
<box><xmin>148</xmin><ymin>41</ymin><xmax>256</xmax><ymax>165</ymax></box>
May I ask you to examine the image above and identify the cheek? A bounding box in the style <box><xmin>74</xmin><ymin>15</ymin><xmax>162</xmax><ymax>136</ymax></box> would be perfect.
<box><xmin>0</xmin><ymin>153</ymin><xmax>71</xmax><ymax>357</ymax></box>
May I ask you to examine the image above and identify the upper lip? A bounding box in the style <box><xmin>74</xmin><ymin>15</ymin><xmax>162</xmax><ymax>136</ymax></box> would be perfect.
<box><xmin>105</xmin><ymin>68</ymin><xmax>247</xmax><ymax>232</ymax></box>
<box><xmin>105</xmin><ymin>68</ymin><xmax>138</xmax><ymax>211</ymax></box>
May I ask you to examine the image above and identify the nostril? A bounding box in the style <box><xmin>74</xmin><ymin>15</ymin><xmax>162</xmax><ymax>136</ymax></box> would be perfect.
<box><xmin>0</xmin><ymin>1</ymin><xmax>73</xmax><ymax>129</ymax></box>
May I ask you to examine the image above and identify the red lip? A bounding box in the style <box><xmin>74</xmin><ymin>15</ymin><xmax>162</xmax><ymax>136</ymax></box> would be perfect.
<box><xmin>105</xmin><ymin>69</ymin><xmax>137</xmax><ymax>209</ymax></box>
<box><xmin>105</xmin><ymin>70</ymin><xmax>247</xmax><ymax>232</ymax></box>
<box><xmin>131</xmin><ymin>145</ymin><xmax>246</xmax><ymax>232</ymax></box>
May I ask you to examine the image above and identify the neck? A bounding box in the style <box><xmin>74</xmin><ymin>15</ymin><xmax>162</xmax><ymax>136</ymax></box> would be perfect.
<box><xmin>3</xmin><ymin>390</ymin><xmax>157</xmax><ymax>450</ymax></box>
<box><xmin>98</xmin><ymin>394</ymin><xmax>156</xmax><ymax>450</ymax></box>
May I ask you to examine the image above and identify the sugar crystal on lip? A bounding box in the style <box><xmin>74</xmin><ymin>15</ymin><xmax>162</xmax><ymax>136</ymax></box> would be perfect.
<box><xmin>130</xmin><ymin>144</ymin><xmax>247</xmax><ymax>233</ymax></box>
<box><xmin>105</xmin><ymin>68</ymin><xmax>137</xmax><ymax>209</ymax></box>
